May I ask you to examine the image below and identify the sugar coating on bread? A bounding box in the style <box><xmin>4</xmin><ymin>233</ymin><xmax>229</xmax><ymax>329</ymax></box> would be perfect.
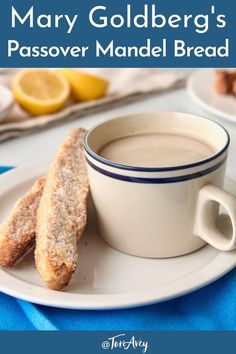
<box><xmin>0</xmin><ymin>177</ymin><xmax>45</xmax><ymax>267</ymax></box>
<box><xmin>35</xmin><ymin>128</ymin><xmax>89</xmax><ymax>290</ymax></box>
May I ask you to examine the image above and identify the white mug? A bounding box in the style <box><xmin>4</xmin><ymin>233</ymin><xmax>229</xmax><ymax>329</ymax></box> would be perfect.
<box><xmin>84</xmin><ymin>112</ymin><xmax>236</xmax><ymax>258</ymax></box>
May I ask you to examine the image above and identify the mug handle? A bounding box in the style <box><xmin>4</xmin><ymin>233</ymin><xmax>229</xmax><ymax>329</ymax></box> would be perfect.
<box><xmin>194</xmin><ymin>184</ymin><xmax>236</xmax><ymax>251</ymax></box>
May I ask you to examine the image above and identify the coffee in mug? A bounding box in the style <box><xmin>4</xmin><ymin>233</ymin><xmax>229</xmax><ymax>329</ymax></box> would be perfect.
<box><xmin>98</xmin><ymin>133</ymin><xmax>216</xmax><ymax>167</ymax></box>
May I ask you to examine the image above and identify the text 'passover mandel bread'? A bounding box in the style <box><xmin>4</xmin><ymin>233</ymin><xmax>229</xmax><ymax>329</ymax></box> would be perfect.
<box><xmin>0</xmin><ymin>177</ymin><xmax>45</xmax><ymax>267</ymax></box>
<box><xmin>35</xmin><ymin>128</ymin><xmax>89</xmax><ymax>290</ymax></box>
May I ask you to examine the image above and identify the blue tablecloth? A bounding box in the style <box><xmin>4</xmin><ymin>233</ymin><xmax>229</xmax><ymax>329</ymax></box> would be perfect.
<box><xmin>1</xmin><ymin>166</ymin><xmax>236</xmax><ymax>331</ymax></box>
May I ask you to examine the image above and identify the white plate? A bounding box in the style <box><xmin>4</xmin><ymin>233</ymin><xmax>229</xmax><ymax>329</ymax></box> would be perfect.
<box><xmin>188</xmin><ymin>69</ymin><xmax>236</xmax><ymax>123</ymax></box>
<box><xmin>0</xmin><ymin>161</ymin><xmax>236</xmax><ymax>310</ymax></box>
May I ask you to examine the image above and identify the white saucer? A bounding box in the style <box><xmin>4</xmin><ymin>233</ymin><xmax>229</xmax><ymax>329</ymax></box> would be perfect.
<box><xmin>188</xmin><ymin>69</ymin><xmax>236</xmax><ymax>123</ymax></box>
<box><xmin>0</xmin><ymin>161</ymin><xmax>236</xmax><ymax>310</ymax></box>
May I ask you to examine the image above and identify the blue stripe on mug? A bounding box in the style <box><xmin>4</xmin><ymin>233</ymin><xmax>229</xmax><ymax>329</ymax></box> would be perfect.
<box><xmin>86</xmin><ymin>156</ymin><xmax>227</xmax><ymax>184</ymax></box>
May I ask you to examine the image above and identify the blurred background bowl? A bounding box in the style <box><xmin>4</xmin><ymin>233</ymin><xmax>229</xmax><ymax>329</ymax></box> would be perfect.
<box><xmin>0</xmin><ymin>85</ymin><xmax>13</xmax><ymax>123</ymax></box>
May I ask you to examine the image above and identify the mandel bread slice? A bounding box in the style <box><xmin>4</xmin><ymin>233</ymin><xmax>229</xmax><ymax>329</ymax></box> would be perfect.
<box><xmin>35</xmin><ymin>128</ymin><xmax>89</xmax><ymax>290</ymax></box>
<box><xmin>0</xmin><ymin>177</ymin><xmax>45</xmax><ymax>267</ymax></box>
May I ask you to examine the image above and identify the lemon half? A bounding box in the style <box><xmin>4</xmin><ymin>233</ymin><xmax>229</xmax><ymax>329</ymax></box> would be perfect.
<box><xmin>12</xmin><ymin>69</ymin><xmax>70</xmax><ymax>116</ymax></box>
<box><xmin>60</xmin><ymin>69</ymin><xmax>109</xmax><ymax>102</ymax></box>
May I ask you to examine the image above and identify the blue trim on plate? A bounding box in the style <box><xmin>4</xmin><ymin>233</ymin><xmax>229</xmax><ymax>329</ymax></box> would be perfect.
<box><xmin>84</xmin><ymin>113</ymin><xmax>230</xmax><ymax>172</ymax></box>
<box><xmin>86</xmin><ymin>157</ymin><xmax>227</xmax><ymax>184</ymax></box>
